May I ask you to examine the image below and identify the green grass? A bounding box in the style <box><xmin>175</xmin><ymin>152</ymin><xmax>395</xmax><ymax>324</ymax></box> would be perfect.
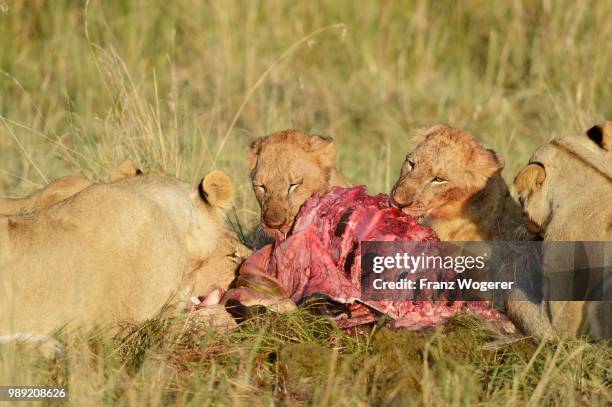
<box><xmin>2</xmin><ymin>311</ymin><xmax>610</xmax><ymax>405</ymax></box>
<box><xmin>1</xmin><ymin>0</ymin><xmax>611</xmax><ymax>405</ymax></box>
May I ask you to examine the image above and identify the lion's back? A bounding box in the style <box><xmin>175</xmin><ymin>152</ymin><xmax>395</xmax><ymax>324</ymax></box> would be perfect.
<box><xmin>0</xmin><ymin>182</ymin><xmax>189</xmax><ymax>333</ymax></box>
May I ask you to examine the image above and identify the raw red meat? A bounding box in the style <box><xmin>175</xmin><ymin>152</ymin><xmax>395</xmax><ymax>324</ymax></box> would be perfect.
<box><xmin>236</xmin><ymin>186</ymin><xmax>501</xmax><ymax>330</ymax></box>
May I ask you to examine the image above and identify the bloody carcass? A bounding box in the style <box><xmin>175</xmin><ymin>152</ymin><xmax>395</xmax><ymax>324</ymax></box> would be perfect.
<box><xmin>210</xmin><ymin>186</ymin><xmax>502</xmax><ymax>330</ymax></box>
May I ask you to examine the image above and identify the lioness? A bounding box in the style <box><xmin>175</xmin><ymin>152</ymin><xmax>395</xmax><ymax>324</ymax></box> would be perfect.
<box><xmin>506</xmin><ymin>122</ymin><xmax>612</xmax><ymax>340</ymax></box>
<box><xmin>0</xmin><ymin>160</ymin><xmax>142</xmax><ymax>216</ymax></box>
<box><xmin>249</xmin><ymin>129</ymin><xmax>351</xmax><ymax>241</ymax></box>
<box><xmin>390</xmin><ymin>124</ymin><xmax>523</xmax><ymax>240</ymax></box>
<box><xmin>0</xmin><ymin>169</ymin><xmax>248</xmax><ymax>335</ymax></box>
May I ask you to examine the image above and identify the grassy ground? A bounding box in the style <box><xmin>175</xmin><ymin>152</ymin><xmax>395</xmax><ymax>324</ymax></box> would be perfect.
<box><xmin>2</xmin><ymin>311</ymin><xmax>611</xmax><ymax>405</ymax></box>
<box><xmin>0</xmin><ymin>0</ymin><xmax>611</xmax><ymax>405</ymax></box>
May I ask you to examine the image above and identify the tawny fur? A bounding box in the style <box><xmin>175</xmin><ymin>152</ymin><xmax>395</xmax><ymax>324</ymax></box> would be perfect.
<box><xmin>0</xmin><ymin>170</ymin><xmax>248</xmax><ymax>335</ymax></box>
<box><xmin>506</xmin><ymin>121</ymin><xmax>612</xmax><ymax>340</ymax></box>
<box><xmin>0</xmin><ymin>176</ymin><xmax>92</xmax><ymax>216</ymax></box>
<box><xmin>0</xmin><ymin>160</ymin><xmax>141</xmax><ymax>216</ymax></box>
<box><xmin>390</xmin><ymin>124</ymin><xmax>524</xmax><ymax>241</ymax></box>
<box><xmin>248</xmin><ymin>129</ymin><xmax>351</xmax><ymax>241</ymax></box>
<box><xmin>189</xmin><ymin>228</ymin><xmax>252</xmax><ymax>296</ymax></box>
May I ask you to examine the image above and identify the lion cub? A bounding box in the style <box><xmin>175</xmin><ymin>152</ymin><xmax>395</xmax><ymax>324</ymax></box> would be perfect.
<box><xmin>249</xmin><ymin>129</ymin><xmax>351</xmax><ymax>241</ymax></box>
<box><xmin>506</xmin><ymin>122</ymin><xmax>612</xmax><ymax>340</ymax></box>
<box><xmin>390</xmin><ymin>124</ymin><xmax>523</xmax><ymax>241</ymax></box>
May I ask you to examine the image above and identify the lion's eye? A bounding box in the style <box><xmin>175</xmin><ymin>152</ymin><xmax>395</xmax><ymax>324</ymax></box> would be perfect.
<box><xmin>254</xmin><ymin>184</ymin><xmax>266</xmax><ymax>193</ymax></box>
<box><xmin>288</xmin><ymin>181</ymin><xmax>302</xmax><ymax>193</ymax></box>
<box><xmin>227</xmin><ymin>252</ymin><xmax>242</xmax><ymax>262</ymax></box>
<box><xmin>405</xmin><ymin>159</ymin><xmax>414</xmax><ymax>171</ymax></box>
<box><xmin>431</xmin><ymin>176</ymin><xmax>447</xmax><ymax>185</ymax></box>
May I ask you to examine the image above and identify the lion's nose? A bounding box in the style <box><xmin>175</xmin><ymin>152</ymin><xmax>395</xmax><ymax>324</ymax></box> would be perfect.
<box><xmin>265</xmin><ymin>218</ymin><xmax>286</xmax><ymax>228</ymax></box>
<box><xmin>263</xmin><ymin>212</ymin><xmax>287</xmax><ymax>229</ymax></box>
<box><xmin>390</xmin><ymin>191</ymin><xmax>412</xmax><ymax>209</ymax></box>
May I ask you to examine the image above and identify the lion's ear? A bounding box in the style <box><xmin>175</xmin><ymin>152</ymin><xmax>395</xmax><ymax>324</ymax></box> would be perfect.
<box><xmin>248</xmin><ymin>139</ymin><xmax>264</xmax><ymax>173</ymax></box>
<box><xmin>488</xmin><ymin>149</ymin><xmax>505</xmax><ymax>171</ymax></box>
<box><xmin>586</xmin><ymin>121</ymin><xmax>612</xmax><ymax>151</ymax></box>
<box><xmin>514</xmin><ymin>163</ymin><xmax>546</xmax><ymax>195</ymax></box>
<box><xmin>474</xmin><ymin>148</ymin><xmax>505</xmax><ymax>179</ymax></box>
<box><xmin>199</xmin><ymin>170</ymin><xmax>234</xmax><ymax>209</ymax></box>
<box><xmin>306</xmin><ymin>134</ymin><xmax>336</xmax><ymax>165</ymax></box>
<box><xmin>110</xmin><ymin>160</ymin><xmax>142</xmax><ymax>182</ymax></box>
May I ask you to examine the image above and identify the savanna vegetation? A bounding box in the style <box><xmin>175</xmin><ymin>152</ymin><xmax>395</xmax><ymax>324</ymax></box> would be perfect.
<box><xmin>1</xmin><ymin>1</ymin><xmax>610</xmax><ymax>405</ymax></box>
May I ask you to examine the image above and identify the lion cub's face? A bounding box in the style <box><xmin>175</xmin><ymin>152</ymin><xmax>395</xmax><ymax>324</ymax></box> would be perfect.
<box><xmin>391</xmin><ymin>125</ymin><xmax>504</xmax><ymax>219</ymax></box>
<box><xmin>249</xmin><ymin>129</ymin><xmax>337</xmax><ymax>239</ymax></box>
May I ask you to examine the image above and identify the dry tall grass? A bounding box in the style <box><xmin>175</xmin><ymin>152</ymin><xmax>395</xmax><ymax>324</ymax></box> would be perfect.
<box><xmin>0</xmin><ymin>1</ymin><xmax>611</xmax><ymax>405</ymax></box>
<box><xmin>2</xmin><ymin>0</ymin><xmax>611</xmax><ymax>227</ymax></box>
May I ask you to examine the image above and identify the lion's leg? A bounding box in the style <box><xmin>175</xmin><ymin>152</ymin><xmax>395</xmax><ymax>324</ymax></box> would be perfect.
<box><xmin>505</xmin><ymin>288</ymin><xmax>554</xmax><ymax>339</ymax></box>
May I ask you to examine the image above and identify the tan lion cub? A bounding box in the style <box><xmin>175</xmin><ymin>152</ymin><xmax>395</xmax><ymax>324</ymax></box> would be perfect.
<box><xmin>390</xmin><ymin>124</ymin><xmax>523</xmax><ymax>241</ymax></box>
<box><xmin>249</xmin><ymin>129</ymin><xmax>351</xmax><ymax>241</ymax></box>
